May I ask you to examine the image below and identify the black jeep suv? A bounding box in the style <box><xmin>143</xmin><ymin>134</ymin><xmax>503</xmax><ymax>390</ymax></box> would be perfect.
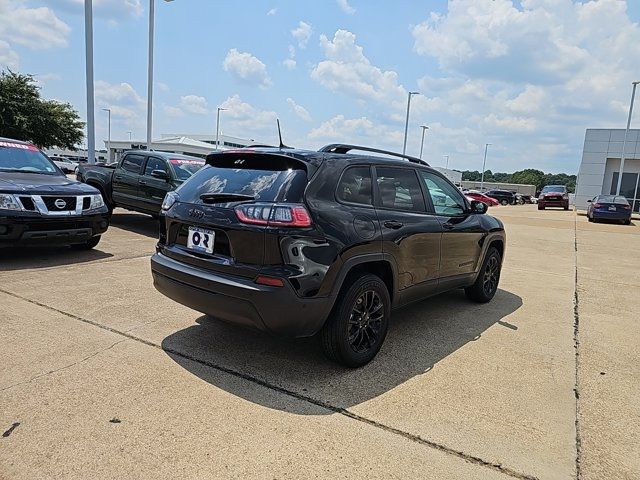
<box><xmin>151</xmin><ymin>145</ymin><xmax>506</xmax><ymax>367</ymax></box>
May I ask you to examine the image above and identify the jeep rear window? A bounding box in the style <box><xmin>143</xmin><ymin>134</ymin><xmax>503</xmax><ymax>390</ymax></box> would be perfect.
<box><xmin>177</xmin><ymin>155</ymin><xmax>308</xmax><ymax>203</ymax></box>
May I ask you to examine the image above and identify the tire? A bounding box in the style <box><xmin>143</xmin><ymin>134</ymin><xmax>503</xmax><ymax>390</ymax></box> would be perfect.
<box><xmin>321</xmin><ymin>274</ymin><xmax>391</xmax><ymax>368</ymax></box>
<box><xmin>501</xmin><ymin>199</ymin><xmax>508</xmax><ymax>206</ymax></box>
<box><xmin>71</xmin><ymin>235</ymin><xmax>101</xmax><ymax>250</ymax></box>
<box><xmin>587</xmin><ymin>215</ymin><xmax>593</xmax><ymax>222</ymax></box>
<box><xmin>465</xmin><ymin>247</ymin><xmax>502</xmax><ymax>303</ymax></box>
<box><xmin>538</xmin><ymin>205</ymin><xmax>545</xmax><ymax>210</ymax></box>
<box><xmin>624</xmin><ymin>219</ymin><xmax>631</xmax><ymax>225</ymax></box>
<box><xmin>564</xmin><ymin>206</ymin><xmax>569</xmax><ymax>211</ymax></box>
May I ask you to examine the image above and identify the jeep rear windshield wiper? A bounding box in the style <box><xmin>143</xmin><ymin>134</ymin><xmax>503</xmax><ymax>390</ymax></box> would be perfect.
<box><xmin>200</xmin><ymin>193</ymin><xmax>256</xmax><ymax>203</ymax></box>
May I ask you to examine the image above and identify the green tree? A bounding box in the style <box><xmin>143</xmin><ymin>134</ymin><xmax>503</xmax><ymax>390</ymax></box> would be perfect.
<box><xmin>511</xmin><ymin>168</ymin><xmax>545</xmax><ymax>191</ymax></box>
<box><xmin>0</xmin><ymin>70</ymin><xmax>84</xmax><ymax>149</ymax></box>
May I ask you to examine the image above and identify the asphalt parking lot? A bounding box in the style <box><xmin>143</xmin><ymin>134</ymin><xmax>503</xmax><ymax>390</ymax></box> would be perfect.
<box><xmin>1</xmin><ymin>205</ymin><xmax>638</xmax><ymax>479</ymax></box>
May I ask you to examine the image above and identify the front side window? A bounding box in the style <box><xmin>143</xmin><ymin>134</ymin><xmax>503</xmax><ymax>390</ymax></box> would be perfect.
<box><xmin>420</xmin><ymin>171</ymin><xmax>467</xmax><ymax>216</ymax></box>
<box><xmin>121</xmin><ymin>154</ymin><xmax>144</xmax><ymax>174</ymax></box>
<box><xmin>144</xmin><ymin>157</ymin><xmax>168</xmax><ymax>176</ymax></box>
<box><xmin>337</xmin><ymin>166</ymin><xmax>372</xmax><ymax>205</ymax></box>
<box><xmin>375</xmin><ymin>167</ymin><xmax>425</xmax><ymax>212</ymax></box>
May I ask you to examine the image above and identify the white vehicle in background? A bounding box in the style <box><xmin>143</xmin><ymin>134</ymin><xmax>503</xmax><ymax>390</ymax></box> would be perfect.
<box><xmin>51</xmin><ymin>156</ymin><xmax>79</xmax><ymax>174</ymax></box>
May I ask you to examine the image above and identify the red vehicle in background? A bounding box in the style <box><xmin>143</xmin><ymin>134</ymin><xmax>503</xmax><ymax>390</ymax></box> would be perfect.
<box><xmin>465</xmin><ymin>190</ymin><xmax>499</xmax><ymax>206</ymax></box>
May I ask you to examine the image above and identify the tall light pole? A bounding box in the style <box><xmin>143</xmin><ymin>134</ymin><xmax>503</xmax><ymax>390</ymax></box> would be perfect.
<box><xmin>215</xmin><ymin>107</ymin><xmax>227</xmax><ymax>150</ymax></box>
<box><xmin>480</xmin><ymin>143</ymin><xmax>491</xmax><ymax>192</ymax></box>
<box><xmin>127</xmin><ymin>131</ymin><xmax>132</xmax><ymax>141</ymax></box>
<box><xmin>402</xmin><ymin>91</ymin><xmax>420</xmax><ymax>156</ymax></box>
<box><xmin>102</xmin><ymin>108</ymin><xmax>111</xmax><ymax>161</ymax></box>
<box><xmin>615</xmin><ymin>81</ymin><xmax>640</xmax><ymax>196</ymax></box>
<box><xmin>147</xmin><ymin>0</ymin><xmax>174</xmax><ymax>151</ymax></box>
<box><xmin>443</xmin><ymin>155</ymin><xmax>450</xmax><ymax>169</ymax></box>
<box><xmin>84</xmin><ymin>0</ymin><xmax>95</xmax><ymax>164</ymax></box>
<box><xmin>418</xmin><ymin>125</ymin><xmax>429</xmax><ymax>160</ymax></box>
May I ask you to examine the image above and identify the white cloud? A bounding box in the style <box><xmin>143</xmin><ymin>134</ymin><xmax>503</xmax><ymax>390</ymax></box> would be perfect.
<box><xmin>286</xmin><ymin>98</ymin><xmax>312</xmax><ymax>122</ymax></box>
<box><xmin>163</xmin><ymin>105</ymin><xmax>184</xmax><ymax>118</ymax></box>
<box><xmin>0</xmin><ymin>1</ymin><xmax>70</xmax><ymax>66</ymax></box>
<box><xmin>219</xmin><ymin>95</ymin><xmax>278</xmax><ymax>137</ymax></box>
<box><xmin>292</xmin><ymin>21</ymin><xmax>312</xmax><ymax>49</ymax></box>
<box><xmin>267</xmin><ymin>7</ymin><xmax>277</xmax><ymax>16</ymax></box>
<box><xmin>223</xmin><ymin>48</ymin><xmax>272</xmax><ymax>89</ymax></box>
<box><xmin>309</xmin><ymin>115</ymin><xmax>403</xmax><ymax>147</ymax></box>
<box><xmin>156</xmin><ymin>82</ymin><xmax>170</xmax><ymax>93</ymax></box>
<box><xmin>283</xmin><ymin>59</ymin><xmax>297</xmax><ymax>70</ymax></box>
<box><xmin>179</xmin><ymin>95</ymin><xmax>208</xmax><ymax>115</ymax></box>
<box><xmin>311</xmin><ymin>30</ymin><xmax>406</xmax><ymax>109</ymax></box>
<box><xmin>46</xmin><ymin>0</ymin><xmax>143</xmax><ymax>20</ymax></box>
<box><xmin>95</xmin><ymin>80</ymin><xmax>145</xmax><ymax>122</ymax></box>
<box><xmin>0</xmin><ymin>40</ymin><xmax>19</xmax><ymax>69</ymax></box>
<box><xmin>336</xmin><ymin>0</ymin><xmax>356</xmax><ymax>15</ymax></box>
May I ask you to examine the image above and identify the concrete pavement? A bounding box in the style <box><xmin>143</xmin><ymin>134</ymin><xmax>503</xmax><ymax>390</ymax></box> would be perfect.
<box><xmin>1</xmin><ymin>206</ymin><xmax>638</xmax><ymax>479</ymax></box>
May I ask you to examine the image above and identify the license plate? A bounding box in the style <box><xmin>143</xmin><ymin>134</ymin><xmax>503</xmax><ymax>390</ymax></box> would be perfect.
<box><xmin>609</xmin><ymin>206</ymin><xmax>616</xmax><ymax>211</ymax></box>
<box><xmin>187</xmin><ymin>226</ymin><xmax>215</xmax><ymax>254</ymax></box>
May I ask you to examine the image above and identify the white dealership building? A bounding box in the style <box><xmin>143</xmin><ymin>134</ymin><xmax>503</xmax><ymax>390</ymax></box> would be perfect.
<box><xmin>575</xmin><ymin>128</ymin><xmax>640</xmax><ymax>212</ymax></box>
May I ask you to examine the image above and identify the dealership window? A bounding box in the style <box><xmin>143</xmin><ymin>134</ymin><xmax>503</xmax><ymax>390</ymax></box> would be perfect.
<box><xmin>610</xmin><ymin>172</ymin><xmax>640</xmax><ymax>212</ymax></box>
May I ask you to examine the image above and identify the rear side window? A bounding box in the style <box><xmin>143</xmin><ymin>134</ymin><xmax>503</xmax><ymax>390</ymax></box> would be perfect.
<box><xmin>177</xmin><ymin>154</ymin><xmax>308</xmax><ymax>203</ymax></box>
<box><xmin>121</xmin><ymin>154</ymin><xmax>144</xmax><ymax>174</ymax></box>
<box><xmin>337</xmin><ymin>166</ymin><xmax>372</xmax><ymax>205</ymax></box>
<box><xmin>375</xmin><ymin>167</ymin><xmax>425</xmax><ymax>212</ymax></box>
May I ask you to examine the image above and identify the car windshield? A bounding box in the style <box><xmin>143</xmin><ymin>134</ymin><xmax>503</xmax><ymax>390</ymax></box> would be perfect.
<box><xmin>169</xmin><ymin>158</ymin><xmax>205</xmax><ymax>181</ymax></box>
<box><xmin>597</xmin><ymin>195</ymin><xmax>628</xmax><ymax>204</ymax></box>
<box><xmin>542</xmin><ymin>186</ymin><xmax>566</xmax><ymax>193</ymax></box>
<box><xmin>0</xmin><ymin>142</ymin><xmax>59</xmax><ymax>174</ymax></box>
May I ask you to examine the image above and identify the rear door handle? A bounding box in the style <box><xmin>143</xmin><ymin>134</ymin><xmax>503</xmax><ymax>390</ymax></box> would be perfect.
<box><xmin>114</xmin><ymin>175</ymin><xmax>123</xmax><ymax>180</ymax></box>
<box><xmin>383</xmin><ymin>220</ymin><xmax>404</xmax><ymax>230</ymax></box>
<box><xmin>139</xmin><ymin>180</ymin><xmax>147</xmax><ymax>185</ymax></box>
<box><xmin>442</xmin><ymin>222</ymin><xmax>455</xmax><ymax>230</ymax></box>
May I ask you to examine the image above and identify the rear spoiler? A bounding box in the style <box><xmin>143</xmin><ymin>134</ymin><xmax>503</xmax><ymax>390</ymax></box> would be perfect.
<box><xmin>205</xmin><ymin>150</ymin><xmax>312</xmax><ymax>173</ymax></box>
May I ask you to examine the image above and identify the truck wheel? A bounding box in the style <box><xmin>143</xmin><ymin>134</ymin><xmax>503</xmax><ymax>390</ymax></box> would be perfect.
<box><xmin>501</xmin><ymin>199</ymin><xmax>508</xmax><ymax>206</ymax></box>
<box><xmin>71</xmin><ymin>235</ymin><xmax>101</xmax><ymax>250</ymax></box>
<box><xmin>465</xmin><ymin>247</ymin><xmax>502</xmax><ymax>303</ymax></box>
<box><xmin>321</xmin><ymin>274</ymin><xmax>390</xmax><ymax>368</ymax></box>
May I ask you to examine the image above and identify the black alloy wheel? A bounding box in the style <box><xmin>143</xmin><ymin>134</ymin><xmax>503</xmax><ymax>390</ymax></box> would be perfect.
<box><xmin>321</xmin><ymin>274</ymin><xmax>390</xmax><ymax>368</ymax></box>
<box><xmin>348</xmin><ymin>290</ymin><xmax>384</xmax><ymax>354</ymax></box>
<box><xmin>465</xmin><ymin>247</ymin><xmax>502</xmax><ymax>303</ymax></box>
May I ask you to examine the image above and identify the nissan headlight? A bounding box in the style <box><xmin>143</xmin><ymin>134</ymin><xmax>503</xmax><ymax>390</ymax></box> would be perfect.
<box><xmin>89</xmin><ymin>194</ymin><xmax>105</xmax><ymax>210</ymax></box>
<box><xmin>162</xmin><ymin>191</ymin><xmax>179</xmax><ymax>211</ymax></box>
<box><xmin>0</xmin><ymin>194</ymin><xmax>22</xmax><ymax>211</ymax></box>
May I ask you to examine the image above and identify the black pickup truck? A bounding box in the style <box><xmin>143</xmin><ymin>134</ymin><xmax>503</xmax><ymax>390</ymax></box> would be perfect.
<box><xmin>0</xmin><ymin>137</ymin><xmax>109</xmax><ymax>249</ymax></box>
<box><xmin>77</xmin><ymin>150</ymin><xmax>205</xmax><ymax>216</ymax></box>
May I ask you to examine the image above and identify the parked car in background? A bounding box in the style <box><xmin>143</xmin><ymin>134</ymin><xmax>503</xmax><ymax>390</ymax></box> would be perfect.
<box><xmin>0</xmin><ymin>137</ymin><xmax>110</xmax><ymax>249</ymax></box>
<box><xmin>485</xmin><ymin>189</ymin><xmax>516</xmax><ymax>205</ymax></box>
<box><xmin>587</xmin><ymin>195</ymin><xmax>632</xmax><ymax>224</ymax></box>
<box><xmin>530</xmin><ymin>195</ymin><xmax>538</xmax><ymax>204</ymax></box>
<box><xmin>538</xmin><ymin>185</ymin><xmax>569</xmax><ymax>210</ymax></box>
<box><xmin>465</xmin><ymin>190</ymin><xmax>499</xmax><ymax>206</ymax></box>
<box><xmin>151</xmin><ymin>144</ymin><xmax>506</xmax><ymax>367</ymax></box>
<box><xmin>77</xmin><ymin>150</ymin><xmax>205</xmax><ymax>217</ymax></box>
<box><xmin>51</xmin><ymin>156</ymin><xmax>78</xmax><ymax>174</ymax></box>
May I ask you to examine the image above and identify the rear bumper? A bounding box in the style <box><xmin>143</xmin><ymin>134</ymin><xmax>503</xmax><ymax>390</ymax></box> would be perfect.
<box><xmin>591</xmin><ymin>209</ymin><xmax>632</xmax><ymax>220</ymax></box>
<box><xmin>0</xmin><ymin>211</ymin><xmax>110</xmax><ymax>247</ymax></box>
<box><xmin>150</xmin><ymin>252</ymin><xmax>333</xmax><ymax>338</ymax></box>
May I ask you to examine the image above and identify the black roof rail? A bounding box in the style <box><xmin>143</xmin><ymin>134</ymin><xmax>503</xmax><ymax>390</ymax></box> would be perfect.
<box><xmin>318</xmin><ymin>144</ymin><xmax>430</xmax><ymax>166</ymax></box>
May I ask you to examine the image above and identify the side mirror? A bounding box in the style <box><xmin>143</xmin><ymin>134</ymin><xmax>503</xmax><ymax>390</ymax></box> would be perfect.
<box><xmin>151</xmin><ymin>169</ymin><xmax>170</xmax><ymax>181</ymax></box>
<box><xmin>470</xmin><ymin>200</ymin><xmax>488</xmax><ymax>214</ymax></box>
<box><xmin>586</xmin><ymin>199</ymin><xmax>592</xmax><ymax>203</ymax></box>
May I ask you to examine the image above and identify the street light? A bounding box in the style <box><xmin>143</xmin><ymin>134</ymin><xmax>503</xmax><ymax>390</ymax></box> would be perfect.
<box><xmin>443</xmin><ymin>155</ymin><xmax>450</xmax><ymax>169</ymax></box>
<box><xmin>215</xmin><ymin>107</ymin><xmax>227</xmax><ymax>151</ymax></box>
<box><xmin>102</xmin><ymin>108</ymin><xmax>111</xmax><ymax>161</ymax></box>
<box><xmin>147</xmin><ymin>0</ymin><xmax>174</xmax><ymax>151</ymax></box>
<box><xmin>84</xmin><ymin>0</ymin><xmax>95</xmax><ymax>164</ymax></box>
<box><xmin>615</xmin><ymin>81</ymin><xmax>640</xmax><ymax>196</ymax></box>
<box><xmin>419</xmin><ymin>125</ymin><xmax>429</xmax><ymax>160</ymax></box>
<box><xmin>402</xmin><ymin>91</ymin><xmax>420</xmax><ymax>156</ymax></box>
<box><xmin>127</xmin><ymin>131</ymin><xmax>132</xmax><ymax>141</ymax></box>
<box><xmin>480</xmin><ymin>143</ymin><xmax>491</xmax><ymax>192</ymax></box>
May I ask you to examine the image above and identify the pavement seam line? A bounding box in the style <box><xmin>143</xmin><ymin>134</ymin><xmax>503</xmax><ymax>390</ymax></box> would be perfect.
<box><xmin>0</xmin><ymin>252</ymin><xmax>152</xmax><ymax>275</ymax></box>
<box><xmin>573</xmin><ymin>211</ymin><xmax>582</xmax><ymax>479</ymax></box>
<box><xmin>0</xmin><ymin>338</ymin><xmax>128</xmax><ymax>393</ymax></box>
<box><xmin>0</xmin><ymin>288</ymin><xmax>537</xmax><ymax>480</ymax></box>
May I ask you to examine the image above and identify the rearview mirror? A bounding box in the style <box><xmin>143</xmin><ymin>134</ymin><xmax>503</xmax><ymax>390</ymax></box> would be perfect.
<box><xmin>151</xmin><ymin>169</ymin><xmax>170</xmax><ymax>181</ymax></box>
<box><xmin>470</xmin><ymin>200</ymin><xmax>488</xmax><ymax>214</ymax></box>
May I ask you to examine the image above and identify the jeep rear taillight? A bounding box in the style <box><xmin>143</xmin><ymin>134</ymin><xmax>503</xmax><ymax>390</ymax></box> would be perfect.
<box><xmin>235</xmin><ymin>203</ymin><xmax>312</xmax><ymax>227</ymax></box>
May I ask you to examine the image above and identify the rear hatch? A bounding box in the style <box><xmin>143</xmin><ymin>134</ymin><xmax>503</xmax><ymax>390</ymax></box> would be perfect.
<box><xmin>160</xmin><ymin>152</ymin><xmax>311</xmax><ymax>279</ymax></box>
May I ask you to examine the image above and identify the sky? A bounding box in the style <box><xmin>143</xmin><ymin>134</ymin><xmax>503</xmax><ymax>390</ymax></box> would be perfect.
<box><xmin>2</xmin><ymin>0</ymin><xmax>640</xmax><ymax>174</ymax></box>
